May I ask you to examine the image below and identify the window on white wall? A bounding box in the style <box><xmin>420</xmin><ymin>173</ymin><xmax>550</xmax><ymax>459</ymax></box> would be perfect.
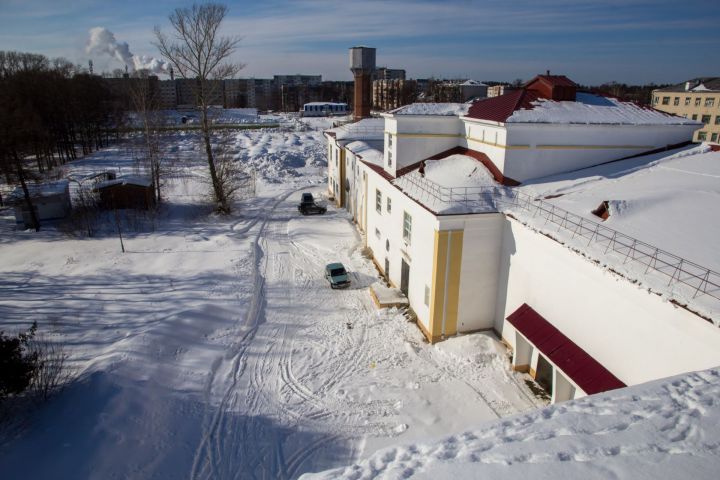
<box><xmin>375</xmin><ymin>227</ymin><xmax>381</xmax><ymax>238</ymax></box>
<box><xmin>403</xmin><ymin>211</ymin><xmax>412</xmax><ymax>244</ymax></box>
<box><xmin>376</xmin><ymin>189</ymin><xmax>382</xmax><ymax>213</ymax></box>
<box><xmin>424</xmin><ymin>285</ymin><xmax>430</xmax><ymax>306</ymax></box>
<box><xmin>387</xmin><ymin>197</ymin><xmax>392</xmax><ymax>213</ymax></box>
<box><xmin>388</xmin><ymin>150</ymin><xmax>392</xmax><ymax>167</ymax></box>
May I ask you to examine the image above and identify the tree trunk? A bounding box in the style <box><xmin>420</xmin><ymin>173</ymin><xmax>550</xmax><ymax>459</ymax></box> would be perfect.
<box><xmin>200</xmin><ymin>106</ymin><xmax>227</xmax><ymax>212</ymax></box>
<box><xmin>14</xmin><ymin>152</ymin><xmax>40</xmax><ymax>232</ymax></box>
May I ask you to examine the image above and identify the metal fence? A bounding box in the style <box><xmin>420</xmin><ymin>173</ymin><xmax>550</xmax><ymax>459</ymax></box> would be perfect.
<box><xmin>394</xmin><ymin>171</ymin><xmax>720</xmax><ymax>306</ymax></box>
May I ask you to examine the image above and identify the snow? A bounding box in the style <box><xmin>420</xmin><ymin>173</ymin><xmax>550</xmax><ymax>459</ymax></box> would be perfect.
<box><xmin>0</xmin><ymin>116</ymin><xmax>542</xmax><ymax>479</ymax></box>
<box><xmin>326</xmin><ymin>118</ymin><xmax>384</xmax><ymax>141</ymax></box>
<box><xmin>461</xmin><ymin>80</ymin><xmax>485</xmax><ymax>86</ymax></box>
<box><xmin>96</xmin><ymin>175</ymin><xmax>153</xmax><ymax>189</ymax></box>
<box><xmin>393</xmin><ymin>155</ymin><xmax>509</xmax><ymax>214</ymax></box>
<box><xmin>370</xmin><ymin>282</ymin><xmax>409</xmax><ymax>306</ymax></box>
<box><xmin>692</xmin><ymin>84</ymin><xmax>710</xmax><ymax>91</ymax></box>
<box><xmin>388</xmin><ymin>103</ymin><xmax>471</xmax><ymax>116</ymax></box>
<box><xmin>507</xmin><ymin>92</ymin><xmax>701</xmax><ymax>125</ymax></box>
<box><xmin>345</xmin><ymin>140</ymin><xmax>384</xmax><ymax>167</ymax></box>
<box><xmin>304</xmin><ymin>102</ymin><xmax>347</xmax><ymax>107</ymax></box>
<box><xmin>7</xmin><ymin>179</ymin><xmax>69</xmax><ymax>202</ymax></box>
<box><xmin>304</xmin><ymin>368</ymin><xmax>720</xmax><ymax>479</ymax></box>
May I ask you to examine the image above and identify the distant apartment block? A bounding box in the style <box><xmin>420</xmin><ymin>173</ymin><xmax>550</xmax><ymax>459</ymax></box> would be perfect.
<box><xmin>374</xmin><ymin>67</ymin><xmax>406</xmax><ymax>81</ymax></box>
<box><xmin>652</xmin><ymin>78</ymin><xmax>720</xmax><ymax>143</ymax></box>
<box><xmin>373</xmin><ymin>79</ymin><xmax>417</xmax><ymax>111</ymax></box>
<box><xmin>487</xmin><ymin>84</ymin><xmax>518</xmax><ymax>98</ymax></box>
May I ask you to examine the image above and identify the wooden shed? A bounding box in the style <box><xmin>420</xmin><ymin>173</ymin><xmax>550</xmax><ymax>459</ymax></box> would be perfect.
<box><xmin>95</xmin><ymin>176</ymin><xmax>156</xmax><ymax>210</ymax></box>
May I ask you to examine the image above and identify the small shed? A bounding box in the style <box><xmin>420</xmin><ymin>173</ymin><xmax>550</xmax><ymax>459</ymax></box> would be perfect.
<box><xmin>7</xmin><ymin>180</ymin><xmax>72</xmax><ymax>227</ymax></box>
<box><xmin>95</xmin><ymin>176</ymin><xmax>156</xmax><ymax>210</ymax></box>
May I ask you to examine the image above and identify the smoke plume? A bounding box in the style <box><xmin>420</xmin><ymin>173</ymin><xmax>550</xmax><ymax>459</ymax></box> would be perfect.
<box><xmin>86</xmin><ymin>27</ymin><xmax>169</xmax><ymax>75</ymax></box>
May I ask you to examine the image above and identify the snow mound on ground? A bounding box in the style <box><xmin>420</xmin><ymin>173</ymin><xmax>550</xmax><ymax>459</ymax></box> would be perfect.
<box><xmin>303</xmin><ymin>368</ymin><xmax>720</xmax><ymax>480</ymax></box>
<box><xmin>288</xmin><ymin>215</ymin><xmax>358</xmax><ymax>254</ymax></box>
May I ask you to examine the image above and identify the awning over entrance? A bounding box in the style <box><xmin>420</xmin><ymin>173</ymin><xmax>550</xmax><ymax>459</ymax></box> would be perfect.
<box><xmin>507</xmin><ymin>304</ymin><xmax>626</xmax><ymax>395</ymax></box>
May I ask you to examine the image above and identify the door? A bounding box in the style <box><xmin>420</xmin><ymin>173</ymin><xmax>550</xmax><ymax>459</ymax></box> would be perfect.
<box><xmin>384</xmin><ymin>258</ymin><xmax>390</xmax><ymax>281</ymax></box>
<box><xmin>400</xmin><ymin>259</ymin><xmax>410</xmax><ymax>296</ymax></box>
<box><xmin>535</xmin><ymin>355</ymin><xmax>554</xmax><ymax>395</ymax></box>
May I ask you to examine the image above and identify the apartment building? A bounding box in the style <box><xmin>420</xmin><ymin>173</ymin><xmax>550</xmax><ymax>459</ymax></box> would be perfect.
<box><xmin>652</xmin><ymin>78</ymin><xmax>720</xmax><ymax>143</ymax></box>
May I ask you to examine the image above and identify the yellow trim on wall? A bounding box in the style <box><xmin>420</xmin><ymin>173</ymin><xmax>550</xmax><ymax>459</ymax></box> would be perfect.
<box><xmin>444</xmin><ymin>230</ymin><xmax>464</xmax><ymax>336</ymax></box>
<box><xmin>535</xmin><ymin>144</ymin><xmax>655</xmax><ymax>150</ymax></box>
<box><xmin>428</xmin><ymin>230</ymin><xmax>464</xmax><ymax>341</ymax></box>
<box><xmin>429</xmin><ymin>231</ymin><xmax>448</xmax><ymax>341</ymax></box>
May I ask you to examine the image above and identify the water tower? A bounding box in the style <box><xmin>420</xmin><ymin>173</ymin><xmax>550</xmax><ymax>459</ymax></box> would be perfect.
<box><xmin>349</xmin><ymin>46</ymin><xmax>376</xmax><ymax>121</ymax></box>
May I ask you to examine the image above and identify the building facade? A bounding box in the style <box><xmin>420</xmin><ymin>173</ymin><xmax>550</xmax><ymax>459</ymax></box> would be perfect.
<box><xmin>652</xmin><ymin>78</ymin><xmax>720</xmax><ymax>143</ymax></box>
<box><xmin>372</xmin><ymin>79</ymin><xmax>418</xmax><ymax>111</ymax></box>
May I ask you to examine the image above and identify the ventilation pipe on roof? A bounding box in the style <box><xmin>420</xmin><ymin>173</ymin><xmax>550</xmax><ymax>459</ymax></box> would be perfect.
<box><xmin>685</xmin><ymin>80</ymin><xmax>698</xmax><ymax>91</ymax></box>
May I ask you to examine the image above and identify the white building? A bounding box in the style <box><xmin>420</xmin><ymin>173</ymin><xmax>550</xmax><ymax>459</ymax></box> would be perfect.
<box><xmin>8</xmin><ymin>180</ymin><xmax>72</xmax><ymax>227</ymax></box>
<box><xmin>326</xmin><ymin>75</ymin><xmax>720</xmax><ymax>404</ymax></box>
<box><xmin>302</xmin><ymin>102</ymin><xmax>349</xmax><ymax>117</ymax></box>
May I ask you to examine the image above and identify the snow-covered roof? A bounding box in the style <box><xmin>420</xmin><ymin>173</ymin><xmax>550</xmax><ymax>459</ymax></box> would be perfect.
<box><xmin>8</xmin><ymin>180</ymin><xmax>69</xmax><ymax>203</ymax></box>
<box><xmin>506</xmin><ymin>92</ymin><xmax>700</xmax><ymax>125</ymax></box>
<box><xmin>461</xmin><ymin>79</ymin><xmax>486</xmax><ymax>86</ymax></box>
<box><xmin>304</xmin><ymin>102</ymin><xmax>347</xmax><ymax>106</ymax></box>
<box><xmin>519</xmin><ymin>144</ymin><xmax>720</xmax><ymax>272</ymax></box>
<box><xmin>96</xmin><ymin>175</ymin><xmax>153</xmax><ymax>189</ymax></box>
<box><xmin>306</xmin><ymin>367</ymin><xmax>720</xmax><ymax>480</ymax></box>
<box><xmin>325</xmin><ymin>118</ymin><xmax>384</xmax><ymax>141</ymax></box>
<box><xmin>392</xmin><ymin>154</ymin><xmax>509</xmax><ymax>214</ymax></box>
<box><xmin>388</xmin><ymin>103</ymin><xmax>471</xmax><ymax>117</ymax></box>
<box><xmin>345</xmin><ymin>140</ymin><xmax>383</xmax><ymax>167</ymax></box>
<box><xmin>655</xmin><ymin>77</ymin><xmax>720</xmax><ymax>93</ymax></box>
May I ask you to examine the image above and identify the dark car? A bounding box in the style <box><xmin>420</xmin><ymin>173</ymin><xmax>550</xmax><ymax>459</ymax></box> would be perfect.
<box><xmin>298</xmin><ymin>192</ymin><xmax>327</xmax><ymax>215</ymax></box>
<box><xmin>325</xmin><ymin>263</ymin><xmax>350</xmax><ymax>289</ymax></box>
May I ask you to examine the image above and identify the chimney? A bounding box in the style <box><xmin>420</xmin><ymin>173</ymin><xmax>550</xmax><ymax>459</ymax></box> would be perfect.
<box><xmin>349</xmin><ymin>46</ymin><xmax>376</xmax><ymax>121</ymax></box>
<box><xmin>170</xmin><ymin>66</ymin><xmax>174</xmax><ymax>81</ymax></box>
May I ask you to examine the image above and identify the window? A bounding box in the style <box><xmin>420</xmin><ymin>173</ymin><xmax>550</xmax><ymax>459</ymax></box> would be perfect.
<box><xmin>387</xmin><ymin>197</ymin><xmax>392</xmax><ymax>213</ymax></box>
<box><xmin>685</xmin><ymin>97</ymin><xmax>691</xmax><ymax>106</ymax></box>
<box><xmin>375</xmin><ymin>227</ymin><xmax>381</xmax><ymax>239</ymax></box>
<box><xmin>695</xmin><ymin>98</ymin><xmax>701</xmax><ymax>107</ymax></box>
<box><xmin>376</xmin><ymin>189</ymin><xmax>382</xmax><ymax>213</ymax></box>
<box><xmin>388</xmin><ymin>150</ymin><xmax>392</xmax><ymax>167</ymax></box>
<box><xmin>653</xmin><ymin>96</ymin><xmax>659</xmax><ymax>105</ymax></box>
<box><xmin>711</xmin><ymin>133</ymin><xmax>718</xmax><ymax>142</ymax></box>
<box><xmin>692</xmin><ymin>114</ymin><xmax>698</xmax><ymax>120</ymax></box>
<box><xmin>388</xmin><ymin>134</ymin><xmax>393</xmax><ymax>148</ymax></box>
<box><xmin>661</xmin><ymin>96</ymin><xmax>670</xmax><ymax>105</ymax></box>
<box><xmin>705</xmin><ymin>98</ymin><xmax>715</xmax><ymax>108</ymax></box>
<box><xmin>424</xmin><ymin>285</ymin><xmax>430</xmax><ymax>306</ymax></box>
<box><xmin>702</xmin><ymin>115</ymin><xmax>711</xmax><ymax>124</ymax></box>
<box><xmin>698</xmin><ymin>132</ymin><xmax>707</xmax><ymax>141</ymax></box>
<box><xmin>715</xmin><ymin>116</ymin><xmax>720</xmax><ymax>125</ymax></box>
<box><xmin>403</xmin><ymin>211</ymin><xmax>412</xmax><ymax>244</ymax></box>
<box><xmin>673</xmin><ymin>97</ymin><xmax>679</xmax><ymax>106</ymax></box>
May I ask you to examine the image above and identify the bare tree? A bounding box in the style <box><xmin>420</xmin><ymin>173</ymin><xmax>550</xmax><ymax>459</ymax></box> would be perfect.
<box><xmin>128</xmin><ymin>71</ymin><xmax>166</xmax><ymax>203</ymax></box>
<box><xmin>154</xmin><ymin>3</ymin><xmax>243</xmax><ymax>213</ymax></box>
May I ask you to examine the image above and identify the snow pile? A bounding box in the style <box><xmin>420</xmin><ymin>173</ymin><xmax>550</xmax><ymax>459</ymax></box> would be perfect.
<box><xmin>424</xmin><ymin>154</ymin><xmax>496</xmax><ymax>188</ymax></box>
<box><xmin>304</xmin><ymin>368</ymin><xmax>720</xmax><ymax>480</ymax></box>
<box><xmin>345</xmin><ymin>140</ymin><xmax>384</xmax><ymax>167</ymax></box>
<box><xmin>389</xmin><ymin>103</ymin><xmax>471</xmax><ymax>116</ymax></box>
<box><xmin>393</xmin><ymin>155</ymin><xmax>509</xmax><ymax>214</ymax></box>
<box><xmin>370</xmin><ymin>282</ymin><xmax>408</xmax><ymax>306</ymax></box>
<box><xmin>507</xmin><ymin>93</ymin><xmax>700</xmax><ymax>125</ymax></box>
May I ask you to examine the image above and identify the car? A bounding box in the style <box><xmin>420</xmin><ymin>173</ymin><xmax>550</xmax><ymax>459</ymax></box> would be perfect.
<box><xmin>325</xmin><ymin>262</ymin><xmax>351</xmax><ymax>289</ymax></box>
<box><xmin>298</xmin><ymin>192</ymin><xmax>327</xmax><ymax>215</ymax></box>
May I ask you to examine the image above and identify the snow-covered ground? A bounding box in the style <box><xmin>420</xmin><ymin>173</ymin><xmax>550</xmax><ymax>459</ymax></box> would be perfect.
<box><xmin>306</xmin><ymin>367</ymin><xmax>720</xmax><ymax>479</ymax></box>
<box><xmin>0</xmin><ymin>116</ymin><xmax>541</xmax><ymax>479</ymax></box>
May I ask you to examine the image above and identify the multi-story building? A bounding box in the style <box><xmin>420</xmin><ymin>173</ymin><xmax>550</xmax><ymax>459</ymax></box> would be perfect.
<box><xmin>157</xmin><ymin>79</ymin><xmax>177</xmax><ymax>109</ymax></box>
<box><xmin>373</xmin><ymin>79</ymin><xmax>417</xmax><ymax>111</ymax></box>
<box><xmin>374</xmin><ymin>67</ymin><xmax>406</xmax><ymax>81</ymax></box>
<box><xmin>432</xmin><ymin>80</ymin><xmax>488</xmax><ymax>102</ymax></box>
<box><xmin>652</xmin><ymin>78</ymin><xmax>720</xmax><ymax>143</ymax></box>
<box><xmin>487</xmin><ymin>84</ymin><xmax>518</xmax><ymax>98</ymax></box>
<box><xmin>325</xmin><ymin>74</ymin><xmax>714</xmax><ymax>404</ymax></box>
<box><xmin>224</xmin><ymin>79</ymin><xmax>255</xmax><ymax>108</ymax></box>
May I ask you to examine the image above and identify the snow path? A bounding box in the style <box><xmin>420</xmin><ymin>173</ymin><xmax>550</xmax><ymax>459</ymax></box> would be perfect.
<box><xmin>0</xmin><ymin>120</ymin><xmax>540</xmax><ymax>479</ymax></box>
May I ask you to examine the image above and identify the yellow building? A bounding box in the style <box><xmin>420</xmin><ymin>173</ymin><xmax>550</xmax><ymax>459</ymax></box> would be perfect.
<box><xmin>652</xmin><ymin>78</ymin><xmax>720</xmax><ymax>143</ymax></box>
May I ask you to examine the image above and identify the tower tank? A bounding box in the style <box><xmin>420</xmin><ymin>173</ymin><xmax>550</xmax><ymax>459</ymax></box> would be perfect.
<box><xmin>349</xmin><ymin>46</ymin><xmax>376</xmax><ymax>120</ymax></box>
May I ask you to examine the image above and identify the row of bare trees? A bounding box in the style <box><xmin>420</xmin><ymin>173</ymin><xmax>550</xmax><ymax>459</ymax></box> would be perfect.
<box><xmin>0</xmin><ymin>52</ymin><xmax>121</xmax><ymax>230</ymax></box>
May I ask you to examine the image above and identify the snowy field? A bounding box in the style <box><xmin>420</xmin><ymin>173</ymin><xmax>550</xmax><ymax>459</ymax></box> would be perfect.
<box><xmin>0</xmin><ymin>116</ymin><xmax>542</xmax><ymax>479</ymax></box>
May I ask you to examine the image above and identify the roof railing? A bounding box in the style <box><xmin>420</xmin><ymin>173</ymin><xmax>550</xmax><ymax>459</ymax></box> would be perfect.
<box><xmin>393</xmin><ymin>171</ymin><xmax>720</xmax><ymax>311</ymax></box>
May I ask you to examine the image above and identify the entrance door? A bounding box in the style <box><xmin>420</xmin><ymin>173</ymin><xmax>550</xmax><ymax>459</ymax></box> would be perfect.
<box><xmin>400</xmin><ymin>259</ymin><xmax>410</xmax><ymax>296</ymax></box>
<box><xmin>535</xmin><ymin>355</ymin><xmax>554</xmax><ymax>395</ymax></box>
<box><xmin>384</xmin><ymin>258</ymin><xmax>390</xmax><ymax>281</ymax></box>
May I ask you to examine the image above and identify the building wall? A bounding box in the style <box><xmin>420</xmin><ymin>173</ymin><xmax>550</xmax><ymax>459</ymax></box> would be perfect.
<box><xmin>652</xmin><ymin>89</ymin><xmax>720</xmax><ymax>143</ymax></box>
<box><xmin>364</xmin><ymin>168</ymin><xmax>438</xmax><ymax>334</ymax></box>
<box><xmin>495</xmin><ymin>217</ymin><xmax>720</xmax><ymax>386</ymax></box>
<box><xmin>384</xmin><ymin>116</ymin><xmax>464</xmax><ymax>176</ymax></box>
<box><xmin>326</xmin><ymin>136</ymin><xmax>343</xmax><ymax>203</ymax></box>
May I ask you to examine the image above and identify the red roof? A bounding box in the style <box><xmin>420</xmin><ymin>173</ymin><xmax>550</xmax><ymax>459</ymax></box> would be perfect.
<box><xmin>466</xmin><ymin>89</ymin><xmax>541</xmax><ymax>122</ymax></box>
<box><xmin>506</xmin><ymin>304</ymin><xmax>626</xmax><ymax>395</ymax></box>
<box><xmin>527</xmin><ymin>74</ymin><xmax>577</xmax><ymax>88</ymax></box>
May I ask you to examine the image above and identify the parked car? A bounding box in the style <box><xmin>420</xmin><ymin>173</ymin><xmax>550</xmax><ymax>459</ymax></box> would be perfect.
<box><xmin>298</xmin><ymin>192</ymin><xmax>327</xmax><ymax>215</ymax></box>
<box><xmin>325</xmin><ymin>262</ymin><xmax>351</xmax><ymax>289</ymax></box>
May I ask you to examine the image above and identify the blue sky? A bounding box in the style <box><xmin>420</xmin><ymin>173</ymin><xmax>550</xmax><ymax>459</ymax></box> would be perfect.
<box><xmin>0</xmin><ymin>0</ymin><xmax>718</xmax><ymax>84</ymax></box>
